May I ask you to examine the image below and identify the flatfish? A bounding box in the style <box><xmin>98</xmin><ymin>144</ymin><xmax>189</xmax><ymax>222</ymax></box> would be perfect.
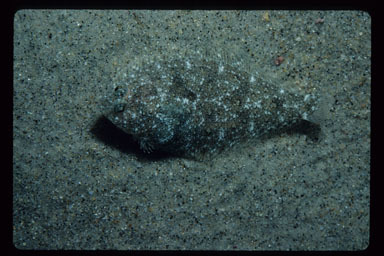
<box><xmin>105</xmin><ymin>58</ymin><xmax>320</xmax><ymax>158</ymax></box>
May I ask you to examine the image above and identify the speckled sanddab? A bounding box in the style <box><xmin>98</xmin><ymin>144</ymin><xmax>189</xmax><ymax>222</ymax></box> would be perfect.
<box><xmin>105</xmin><ymin>57</ymin><xmax>320</xmax><ymax>158</ymax></box>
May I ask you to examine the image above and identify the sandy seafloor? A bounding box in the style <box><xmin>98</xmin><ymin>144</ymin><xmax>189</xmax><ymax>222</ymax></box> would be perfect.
<box><xmin>13</xmin><ymin>10</ymin><xmax>370</xmax><ymax>250</ymax></box>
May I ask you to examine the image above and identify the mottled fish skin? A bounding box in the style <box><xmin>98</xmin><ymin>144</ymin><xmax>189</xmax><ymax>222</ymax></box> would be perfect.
<box><xmin>106</xmin><ymin>58</ymin><xmax>320</xmax><ymax>157</ymax></box>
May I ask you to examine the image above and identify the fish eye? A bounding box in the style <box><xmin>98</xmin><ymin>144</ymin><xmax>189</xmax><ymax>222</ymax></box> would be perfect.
<box><xmin>114</xmin><ymin>103</ymin><xmax>126</xmax><ymax>113</ymax></box>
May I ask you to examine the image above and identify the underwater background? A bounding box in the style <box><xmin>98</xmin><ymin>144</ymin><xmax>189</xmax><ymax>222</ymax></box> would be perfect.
<box><xmin>13</xmin><ymin>10</ymin><xmax>370</xmax><ymax>250</ymax></box>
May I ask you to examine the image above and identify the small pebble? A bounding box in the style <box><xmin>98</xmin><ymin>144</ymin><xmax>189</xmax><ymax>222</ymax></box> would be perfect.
<box><xmin>274</xmin><ymin>56</ymin><xmax>284</xmax><ymax>66</ymax></box>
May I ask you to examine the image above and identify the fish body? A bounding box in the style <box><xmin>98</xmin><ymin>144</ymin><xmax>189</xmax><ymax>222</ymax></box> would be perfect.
<box><xmin>106</xmin><ymin>58</ymin><xmax>320</xmax><ymax>157</ymax></box>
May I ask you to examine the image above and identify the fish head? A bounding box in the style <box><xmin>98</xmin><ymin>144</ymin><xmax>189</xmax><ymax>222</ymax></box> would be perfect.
<box><xmin>106</xmin><ymin>83</ymin><xmax>178</xmax><ymax>152</ymax></box>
